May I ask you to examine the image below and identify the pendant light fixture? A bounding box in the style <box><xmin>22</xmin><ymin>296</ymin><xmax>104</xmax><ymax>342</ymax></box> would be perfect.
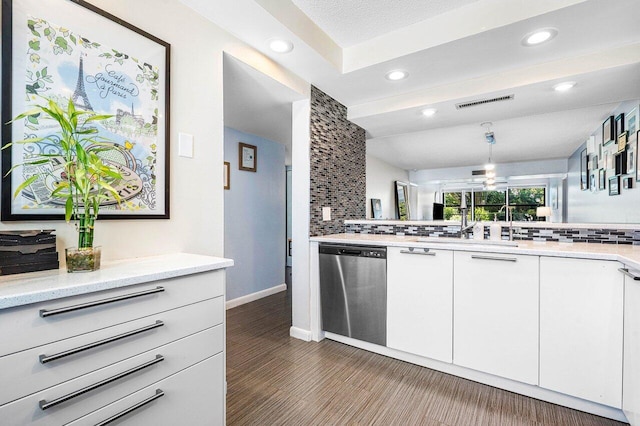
<box><xmin>481</xmin><ymin>122</ymin><xmax>497</xmax><ymax>189</ymax></box>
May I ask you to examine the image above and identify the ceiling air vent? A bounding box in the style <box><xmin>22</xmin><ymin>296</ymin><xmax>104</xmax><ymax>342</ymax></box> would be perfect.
<box><xmin>456</xmin><ymin>95</ymin><xmax>515</xmax><ymax>110</ymax></box>
<box><xmin>471</xmin><ymin>170</ymin><xmax>487</xmax><ymax>176</ymax></box>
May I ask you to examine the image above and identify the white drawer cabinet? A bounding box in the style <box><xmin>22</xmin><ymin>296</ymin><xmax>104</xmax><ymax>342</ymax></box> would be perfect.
<box><xmin>68</xmin><ymin>354</ymin><xmax>225</xmax><ymax>426</ymax></box>
<box><xmin>0</xmin><ymin>255</ymin><xmax>229</xmax><ymax>426</ymax></box>
<box><xmin>539</xmin><ymin>257</ymin><xmax>623</xmax><ymax>408</ymax></box>
<box><xmin>622</xmin><ymin>266</ymin><xmax>640</xmax><ymax>425</ymax></box>
<box><xmin>0</xmin><ymin>296</ymin><xmax>223</xmax><ymax>406</ymax></box>
<box><xmin>0</xmin><ymin>325</ymin><xmax>222</xmax><ymax>425</ymax></box>
<box><xmin>453</xmin><ymin>251</ymin><xmax>539</xmax><ymax>384</ymax></box>
<box><xmin>0</xmin><ymin>271</ymin><xmax>223</xmax><ymax>357</ymax></box>
<box><xmin>387</xmin><ymin>246</ymin><xmax>453</xmax><ymax>362</ymax></box>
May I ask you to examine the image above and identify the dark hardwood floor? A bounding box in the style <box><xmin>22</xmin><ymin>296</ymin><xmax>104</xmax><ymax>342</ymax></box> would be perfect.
<box><xmin>226</xmin><ymin>289</ymin><xmax>627</xmax><ymax>425</ymax></box>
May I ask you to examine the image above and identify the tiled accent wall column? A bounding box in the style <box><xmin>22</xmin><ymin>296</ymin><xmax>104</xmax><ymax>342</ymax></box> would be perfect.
<box><xmin>310</xmin><ymin>86</ymin><xmax>366</xmax><ymax>236</ymax></box>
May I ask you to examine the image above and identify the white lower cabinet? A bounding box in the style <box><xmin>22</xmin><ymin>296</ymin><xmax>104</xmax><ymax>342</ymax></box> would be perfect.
<box><xmin>0</xmin><ymin>259</ymin><xmax>227</xmax><ymax>426</ymax></box>
<box><xmin>68</xmin><ymin>354</ymin><xmax>224</xmax><ymax>426</ymax></box>
<box><xmin>387</xmin><ymin>247</ymin><xmax>453</xmax><ymax>362</ymax></box>
<box><xmin>539</xmin><ymin>257</ymin><xmax>623</xmax><ymax>408</ymax></box>
<box><xmin>453</xmin><ymin>251</ymin><xmax>539</xmax><ymax>384</ymax></box>
<box><xmin>623</xmin><ymin>266</ymin><xmax>640</xmax><ymax>425</ymax></box>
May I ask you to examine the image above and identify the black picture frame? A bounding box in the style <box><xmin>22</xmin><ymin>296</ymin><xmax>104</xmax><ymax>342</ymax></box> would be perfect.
<box><xmin>603</xmin><ymin>116</ymin><xmax>615</xmax><ymax>146</ymax></box>
<box><xmin>615</xmin><ymin>113</ymin><xmax>625</xmax><ymax>138</ymax></box>
<box><xmin>371</xmin><ymin>198</ymin><xmax>382</xmax><ymax>219</ymax></box>
<box><xmin>2</xmin><ymin>0</ymin><xmax>171</xmax><ymax>220</ymax></box>
<box><xmin>622</xmin><ymin>176</ymin><xmax>633</xmax><ymax>190</ymax></box>
<box><xmin>609</xmin><ymin>176</ymin><xmax>620</xmax><ymax>196</ymax></box>
<box><xmin>617</xmin><ymin>131</ymin><xmax>628</xmax><ymax>154</ymax></box>
<box><xmin>598</xmin><ymin>169</ymin><xmax>606</xmax><ymax>190</ymax></box>
<box><xmin>580</xmin><ymin>148</ymin><xmax>589</xmax><ymax>190</ymax></box>
<box><xmin>615</xmin><ymin>151</ymin><xmax>627</xmax><ymax>176</ymax></box>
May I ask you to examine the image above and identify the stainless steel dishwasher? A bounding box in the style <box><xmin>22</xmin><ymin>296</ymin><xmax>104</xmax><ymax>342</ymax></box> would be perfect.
<box><xmin>319</xmin><ymin>244</ymin><xmax>387</xmax><ymax>346</ymax></box>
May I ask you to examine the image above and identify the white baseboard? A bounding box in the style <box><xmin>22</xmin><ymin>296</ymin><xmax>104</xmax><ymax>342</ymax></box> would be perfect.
<box><xmin>289</xmin><ymin>326</ymin><xmax>312</xmax><ymax>342</ymax></box>
<box><xmin>225</xmin><ymin>283</ymin><xmax>287</xmax><ymax>310</ymax></box>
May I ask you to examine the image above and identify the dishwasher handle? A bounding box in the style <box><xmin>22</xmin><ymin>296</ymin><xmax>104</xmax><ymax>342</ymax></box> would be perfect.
<box><xmin>339</xmin><ymin>249</ymin><xmax>362</xmax><ymax>256</ymax></box>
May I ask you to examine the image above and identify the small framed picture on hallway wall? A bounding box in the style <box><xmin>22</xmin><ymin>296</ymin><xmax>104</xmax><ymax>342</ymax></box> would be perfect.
<box><xmin>224</xmin><ymin>162</ymin><xmax>230</xmax><ymax>190</ymax></box>
<box><xmin>238</xmin><ymin>142</ymin><xmax>257</xmax><ymax>172</ymax></box>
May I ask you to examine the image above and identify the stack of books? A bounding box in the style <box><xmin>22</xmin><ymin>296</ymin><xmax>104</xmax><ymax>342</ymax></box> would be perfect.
<box><xmin>0</xmin><ymin>230</ymin><xmax>59</xmax><ymax>275</ymax></box>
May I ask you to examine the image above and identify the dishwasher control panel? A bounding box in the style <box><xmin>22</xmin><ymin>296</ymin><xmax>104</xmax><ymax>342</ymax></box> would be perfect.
<box><xmin>319</xmin><ymin>244</ymin><xmax>387</xmax><ymax>259</ymax></box>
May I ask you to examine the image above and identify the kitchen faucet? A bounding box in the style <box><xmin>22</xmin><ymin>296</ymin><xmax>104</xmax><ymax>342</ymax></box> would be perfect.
<box><xmin>498</xmin><ymin>205</ymin><xmax>515</xmax><ymax>241</ymax></box>
<box><xmin>459</xmin><ymin>193</ymin><xmax>475</xmax><ymax>239</ymax></box>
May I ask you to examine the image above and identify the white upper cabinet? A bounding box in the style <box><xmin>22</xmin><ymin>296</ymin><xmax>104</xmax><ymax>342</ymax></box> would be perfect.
<box><xmin>453</xmin><ymin>251</ymin><xmax>539</xmax><ymax>385</ymax></box>
<box><xmin>387</xmin><ymin>247</ymin><xmax>453</xmax><ymax>363</ymax></box>
<box><xmin>539</xmin><ymin>257</ymin><xmax>623</xmax><ymax>408</ymax></box>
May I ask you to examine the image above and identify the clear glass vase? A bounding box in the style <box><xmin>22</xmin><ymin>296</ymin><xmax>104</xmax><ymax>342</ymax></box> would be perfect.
<box><xmin>65</xmin><ymin>246</ymin><xmax>101</xmax><ymax>273</ymax></box>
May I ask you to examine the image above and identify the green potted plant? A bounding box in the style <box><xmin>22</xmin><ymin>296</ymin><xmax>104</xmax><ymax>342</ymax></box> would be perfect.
<box><xmin>4</xmin><ymin>97</ymin><xmax>123</xmax><ymax>272</ymax></box>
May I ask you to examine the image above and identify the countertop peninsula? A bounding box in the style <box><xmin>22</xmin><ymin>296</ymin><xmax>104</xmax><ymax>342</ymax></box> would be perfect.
<box><xmin>311</xmin><ymin>233</ymin><xmax>640</xmax><ymax>270</ymax></box>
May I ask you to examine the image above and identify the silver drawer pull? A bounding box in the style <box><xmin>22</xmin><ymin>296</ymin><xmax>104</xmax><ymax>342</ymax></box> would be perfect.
<box><xmin>40</xmin><ymin>287</ymin><xmax>165</xmax><ymax>318</ymax></box>
<box><xmin>39</xmin><ymin>321</ymin><xmax>164</xmax><ymax>364</ymax></box>
<box><xmin>400</xmin><ymin>248</ymin><xmax>436</xmax><ymax>256</ymax></box>
<box><xmin>471</xmin><ymin>255</ymin><xmax>517</xmax><ymax>262</ymax></box>
<box><xmin>619</xmin><ymin>268</ymin><xmax>640</xmax><ymax>280</ymax></box>
<box><xmin>39</xmin><ymin>354</ymin><xmax>164</xmax><ymax>410</ymax></box>
<box><xmin>95</xmin><ymin>389</ymin><xmax>165</xmax><ymax>426</ymax></box>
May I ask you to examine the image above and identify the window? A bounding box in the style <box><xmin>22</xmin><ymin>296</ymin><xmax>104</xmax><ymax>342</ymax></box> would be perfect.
<box><xmin>442</xmin><ymin>186</ymin><xmax>547</xmax><ymax>221</ymax></box>
<box><xmin>508</xmin><ymin>187</ymin><xmax>546</xmax><ymax>221</ymax></box>
<box><xmin>443</xmin><ymin>191</ymin><xmax>471</xmax><ymax>221</ymax></box>
<box><xmin>474</xmin><ymin>190</ymin><xmax>506</xmax><ymax>221</ymax></box>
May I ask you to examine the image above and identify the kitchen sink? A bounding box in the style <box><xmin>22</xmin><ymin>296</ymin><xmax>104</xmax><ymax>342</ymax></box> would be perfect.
<box><xmin>415</xmin><ymin>237</ymin><xmax>519</xmax><ymax>247</ymax></box>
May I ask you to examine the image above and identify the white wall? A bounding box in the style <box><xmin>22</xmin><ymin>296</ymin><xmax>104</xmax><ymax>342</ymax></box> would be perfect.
<box><xmin>291</xmin><ymin>99</ymin><xmax>312</xmax><ymax>341</ymax></box>
<box><xmin>224</xmin><ymin>127</ymin><xmax>285</xmax><ymax>301</ymax></box>
<box><xmin>366</xmin><ymin>154</ymin><xmax>409</xmax><ymax>219</ymax></box>
<box><xmin>566</xmin><ymin>100</ymin><xmax>640</xmax><ymax>223</ymax></box>
<box><xmin>0</xmin><ymin>0</ymin><xmax>307</xmax><ymax>265</ymax></box>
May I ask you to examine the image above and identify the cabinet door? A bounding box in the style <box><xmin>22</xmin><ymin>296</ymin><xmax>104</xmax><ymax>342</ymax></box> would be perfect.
<box><xmin>623</xmin><ymin>267</ymin><xmax>640</xmax><ymax>425</ymax></box>
<box><xmin>453</xmin><ymin>251</ymin><xmax>539</xmax><ymax>384</ymax></box>
<box><xmin>387</xmin><ymin>247</ymin><xmax>453</xmax><ymax>362</ymax></box>
<box><xmin>539</xmin><ymin>257</ymin><xmax>623</xmax><ymax>408</ymax></box>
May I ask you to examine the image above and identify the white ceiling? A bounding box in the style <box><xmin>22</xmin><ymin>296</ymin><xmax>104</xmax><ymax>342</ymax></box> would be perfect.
<box><xmin>290</xmin><ymin>0</ymin><xmax>480</xmax><ymax>47</ymax></box>
<box><xmin>180</xmin><ymin>0</ymin><xmax>640</xmax><ymax>172</ymax></box>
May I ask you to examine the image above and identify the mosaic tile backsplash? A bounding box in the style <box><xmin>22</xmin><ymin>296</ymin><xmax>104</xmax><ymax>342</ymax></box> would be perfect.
<box><xmin>345</xmin><ymin>222</ymin><xmax>640</xmax><ymax>245</ymax></box>
<box><xmin>310</xmin><ymin>86</ymin><xmax>366</xmax><ymax>237</ymax></box>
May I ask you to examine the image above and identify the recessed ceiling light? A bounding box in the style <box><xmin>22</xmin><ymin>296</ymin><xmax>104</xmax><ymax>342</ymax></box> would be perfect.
<box><xmin>385</xmin><ymin>70</ymin><xmax>408</xmax><ymax>81</ymax></box>
<box><xmin>553</xmin><ymin>81</ymin><xmax>576</xmax><ymax>92</ymax></box>
<box><xmin>522</xmin><ymin>28</ymin><xmax>558</xmax><ymax>46</ymax></box>
<box><xmin>268</xmin><ymin>38</ymin><xmax>294</xmax><ymax>53</ymax></box>
<box><xmin>421</xmin><ymin>108</ymin><xmax>437</xmax><ymax>117</ymax></box>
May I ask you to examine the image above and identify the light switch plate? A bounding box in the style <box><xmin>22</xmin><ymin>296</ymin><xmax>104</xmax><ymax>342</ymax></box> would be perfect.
<box><xmin>322</xmin><ymin>207</ymin><xmax>331</xmax><ymax>221</ymax></box>
<box><xmin>178</xmin><ymin>132</ymin><xmax>194</xmax><ymax>158</ymax></box>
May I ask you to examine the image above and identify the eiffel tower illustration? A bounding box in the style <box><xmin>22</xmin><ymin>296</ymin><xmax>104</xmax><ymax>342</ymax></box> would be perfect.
<box><xmin>72</xmin><ymin>55</ymin><xmax>94</xmax><ymax>111</ymax></box>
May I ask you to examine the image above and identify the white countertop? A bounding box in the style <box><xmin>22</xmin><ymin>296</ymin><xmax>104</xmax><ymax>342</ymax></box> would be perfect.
<box><xmin>311</xmin><ymin>234</ymin><xmax>640</xmax><ymax>271</ymax></box>
<box><xmin>345</xmin><ymin>220</ymin><xmax>640</xmax><ymax>230</ymax></box>
<box><xmin>0</xmin><ymin>253</ymin><xmax>234</xmax><ymax>310</ymax></box>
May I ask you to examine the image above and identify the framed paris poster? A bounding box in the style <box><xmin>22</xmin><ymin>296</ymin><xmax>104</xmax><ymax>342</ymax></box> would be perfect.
<box><xmin>1</xmin><ymin>0</ymin><xmax>170</xmax><ymax>220</ymax></box>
